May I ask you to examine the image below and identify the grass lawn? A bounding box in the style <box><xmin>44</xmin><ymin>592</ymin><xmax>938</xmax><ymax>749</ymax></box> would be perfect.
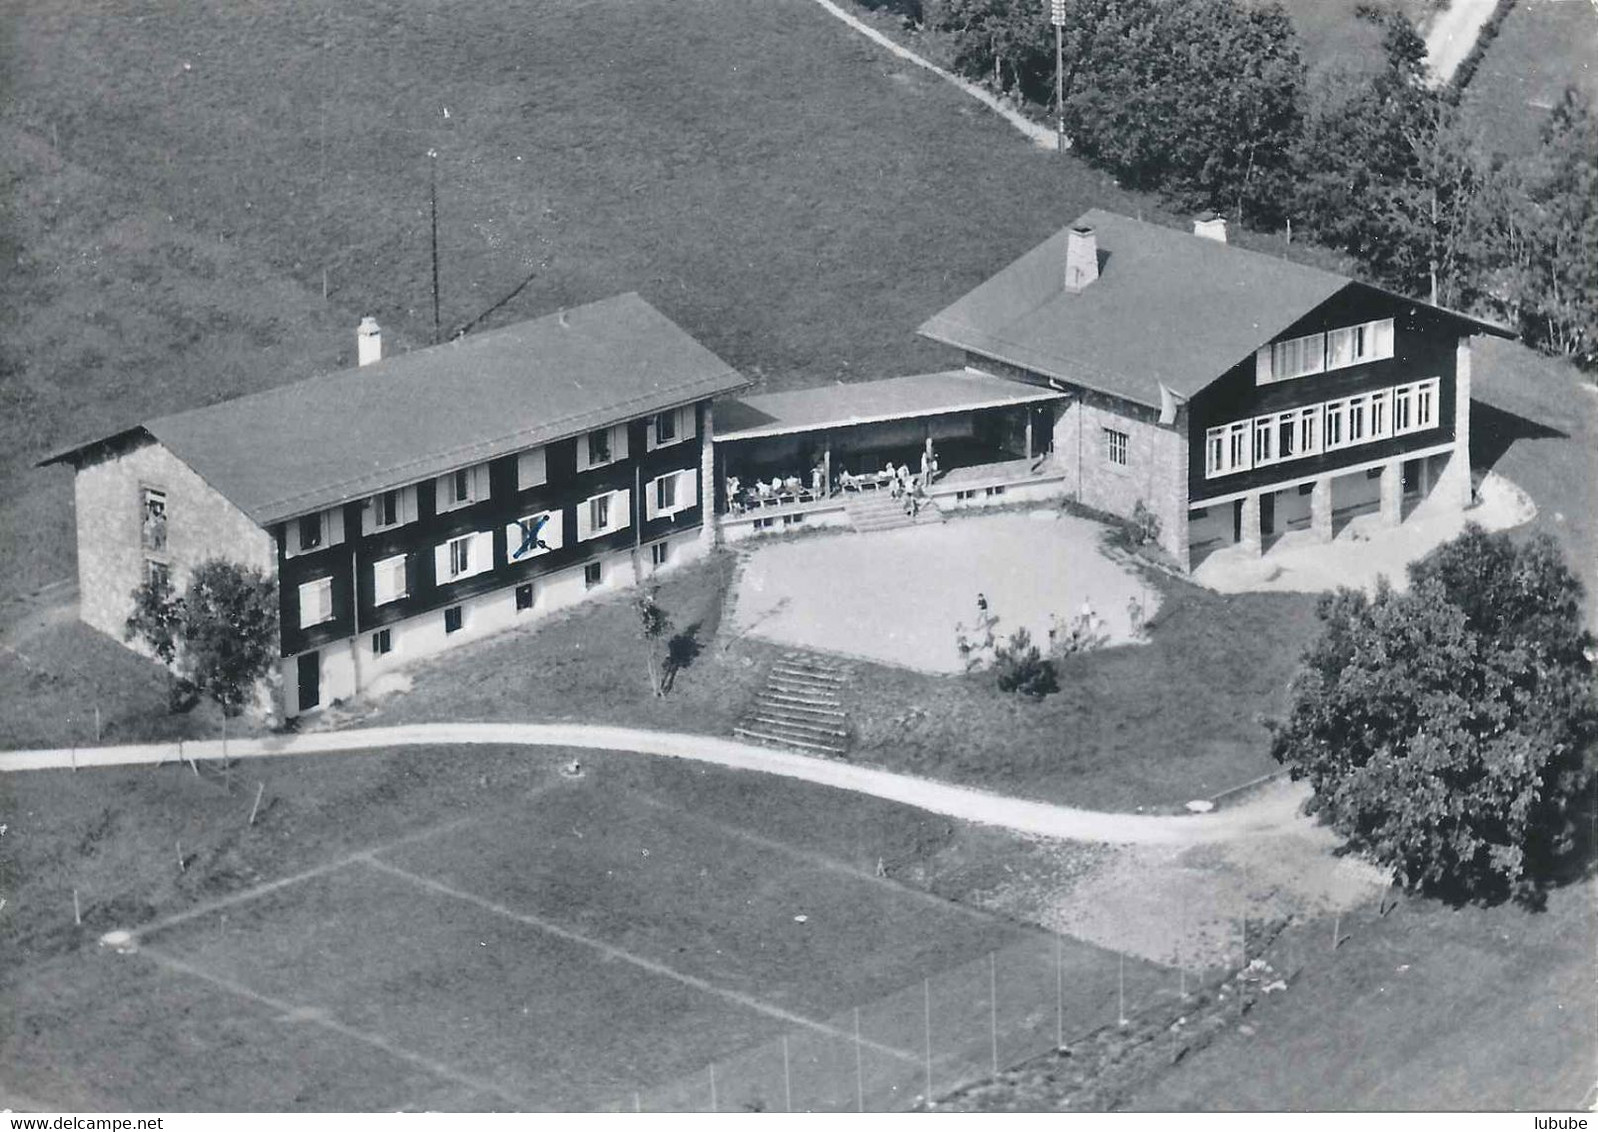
<box><xmin>1459</xmin><ymin>0</ymin><xmax>1598</xmax><ymax>157</ymax></box>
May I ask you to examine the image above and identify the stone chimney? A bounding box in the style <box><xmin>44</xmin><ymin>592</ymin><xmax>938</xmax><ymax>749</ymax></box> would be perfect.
<box><xmin>1193</xmin><ymin>213</ymin><xmax>1228</xmax><ymax>243</ymax></box>
<box><xmin>1064</xmin><ymin>225</ymin><xmax>1099</xmax><ymax>292</ymax></box>
<box><xmin>357</xmin><ymin>316</ymin><xmax>382</xmax><ymax>367</ymax></box>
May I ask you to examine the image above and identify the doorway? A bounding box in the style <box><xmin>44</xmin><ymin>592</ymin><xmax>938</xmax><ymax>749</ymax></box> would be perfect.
<box><xmin>297</xmin><ymin>651</ymin><xmax>320</xmax><ymax>712</ymax></box>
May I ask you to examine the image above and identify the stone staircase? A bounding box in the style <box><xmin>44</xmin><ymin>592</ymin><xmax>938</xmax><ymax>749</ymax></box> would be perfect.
<box><xmin>733</xmin><ymin>652</ymin><xmax>853</xmax><ymax>756</ymax></box>
<box><xmin>844</xmin><ymin>490</ymin><xmax>943</xmax><ymax>533</ymax></box>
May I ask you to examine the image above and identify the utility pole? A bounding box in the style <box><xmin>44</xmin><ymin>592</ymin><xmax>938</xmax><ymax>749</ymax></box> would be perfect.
<box><xmin>1051</xmin><ymin>0</ymin><xmax>1067</xmax><ymax>153</ymax></box>
<box><xmin>428</xmin><ymin>148</ymin><xmax>441</xmax><ymax>344</ymax></box>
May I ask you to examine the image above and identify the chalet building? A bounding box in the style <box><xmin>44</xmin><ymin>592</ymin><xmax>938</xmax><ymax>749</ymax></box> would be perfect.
<box><xmin>42</xmin><ymin>294</ymin><xmax>748</xmax><ymax>718</ymax></box>
<box><xmin>713</xmin><ymin>209</ymin><xmax>1510</xmax><ymax>566</ymax></box>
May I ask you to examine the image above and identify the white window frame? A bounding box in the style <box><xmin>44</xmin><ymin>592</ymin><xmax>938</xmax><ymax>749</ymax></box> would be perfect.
<box><xmin>1393</xmin><ymin>384</ymin><xmax>1415</xmax><ymax>434</ymax></box>
<box><xmin>372</xmin><ymin>553</ymin><xmax>408</xmax><ymax>606</ymax></box>
<box><xmin>1415</xmin><ymin>378</ymin><xmax>1439</xmax><ymax>430</ymax></box>
<box><xmin>1252</xmin><ymin>418</ymin><xmax>1275</xmax><ymax>466</ymax></box>
<box><xmin>1205</xmin><ymin>427</ymin><xmax>1225</xmax><ymax>478</ymax></box>
<box><xmin>1264</xmin><ymin>331</ymin><xmax>1326</xmax><ymax>383</ymax></box>
<box><xmin>1227</xmin><ymin>422</ymin><xmax>1251</xmax><ymax>473</ymax></box>
<box><xmin>646</xmin><ymin>406</ymin><xmax>697</xmax><ymax>452</ymax></box>
<box><xmin>434</xmin><ymin>531</ymin><xmax>492</xmax><ymax>584</ymax></box>
<box><xmin>1298</xmin><ymin>406</ymin><xmax>1320</xmax><ymax>456</ymax></box>
<box><xmin>286</xmin><ymin>507</ymin><xmax>344</xmax><ymax>558</ymax></box>
<box><xmin>436</xmin><ymin>464</ymin><xmax>490</xmax><ymax>514</ymax></box>
<box><xmin>646</xmin><ymin>469</ymin><xmax>698</xmax><ymax>520</ymax></box>
<box><xmin>1369</xmin><ymin>389</ymin><xmax>1391</xmax><ymax>440</ymax></box>
<box><xmin>577</xmin><ymin>489</ymin><xmax>630</xmax><ymax>541</ymax></box>
<box><xmin>516</xmin><ymin>447</ymin><xmax>548</xmax><ymax>491</ymax></box>
<box><xmin>505</xmin><ymin>509</ymin><xmax>563</xmax><ymax>562</ymax></box>
<box><xmin>363</xmin><ymin>485</ymin><xmax>418</xmax><ymax>535</ymax></box>
<box><xmin>1324</xmin><ymin>399</ymin><xmax>1348</xmax><ymax>450</ymax></box>
<box><xmin>1103</xmin><ymin>428</ymin><xmax>1129</xmax><ymax>467</ymax></box>
<box><xmin>298</xmin><ymin>577</ymin><xmax>333</xmax><ymax>629</ymax></box>
<box><xmin>1276</xmin><ymin>411</ymin><xmax>1297</xmax><ymax>461</ymax></box>
<box><xmin>140</xmin><ymin>487</ymin><xmax>168</xmax><ymax>552</ymax></box>
<box><xmin>1347</xmin><ymin>395</ymin><xmax>1368</xmax><ymax>445</ymax></box>
<box><xmin>577</xmin><ymin>425</ymin><xmax>629</xmax><ymax>472</ymax></box>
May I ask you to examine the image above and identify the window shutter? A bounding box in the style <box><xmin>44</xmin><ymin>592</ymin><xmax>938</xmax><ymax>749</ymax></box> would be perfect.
<box><xmin>360</xmin><ymin>498</ymin><xmax>377</xmax><ymax>537</ymax></box>
<box><xmin>474</xmin><ymin>531</ymin><xmax>494</xmax><ymax>574</ymax></box>
<box><xmin>544</xmin><ymin>509</ymin><xmax>563</xmax><ymax>550</ymax></box>
<box><xmin>400</xmin><ymin>486</ymin><xmax>418</xmax><ymax>525</ymax></box>
<box><xmin>326</xmin><ymin>507</ymin><xmax>344</xmax><ymax>547</ymax></box>
<box><xmin>575</xmin><ymin>500</ymin><xmax>592</xmax><ymax>541</ymax></box>
<box><xmin>613</xmin><ymin>488</ymin><xmax>631</xmax><ymax>532</ymax></box>
<box><xmin>518</xmin><ymin>448</ymin><xmax>547</xmax><ymax>489</ymax></box>
<box><xmin>680</xmin><ymin>405</ymin><xmax>697</xmax><ymax>440</ymax></box>
<box><xmin>612</xmin><ymin>424</ymin><xmax>630</xmax><ymax>462</ymax></box>
<box><xmin>434</xmin><ymin>542</ymin><xmax>452</xmax><ymax>583</ymax></box>
<box><xmin>1327</xmin><ymin>327</ymin><xmax>1353</xmax><ymax>369</ymax></box>
<box><xmin>680</xmin><ymin>468</ymin><xmax>698</xmax><ymax>510</ymax></box>
<box><xmin>472</xmin><ymin>463</ymin><xmax>491</xmax><ymax>502</ymax></box>
<box><xmin>645</xmin><ymin>478</ymin><xmax>660</xmax><ymax>521</ymax></box>
<box><xmin>317</xmin><ymin>579</ymin><xmax>332</xmax><ymax>623</ymax></box>
<box><xmin>1374</xmin><ymin>319</ymin><xmax>1395</xmax><ymax>358</ymax></box>
<box><xmin>1255</xmin><ymin>347</ymin><xmax>1273</xmax><ymax>385</ymax></box>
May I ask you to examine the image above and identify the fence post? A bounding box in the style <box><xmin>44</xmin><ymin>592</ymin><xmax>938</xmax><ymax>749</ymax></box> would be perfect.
<box><xmin>783</xmin><ymin>1034</ymin><xmax>792</xmax><ymax>1114</ymax></box>
<box><xmin>1055</xmin><ymin>935</ymin><xmax>1064</xmax><ymax>1048</ymax></box>
<box><xmin>855</xmin><ymin>1006</ymin><xmax>864</xmax><ymax>1112</ymax></box>
<box><xmin>923</xmin><ymin>977</ymin><xmax>933</xmax><ymax>1106</ymax></box>
<box><xmin>989</xmin><ymin>951</ymin><xmax>999</xmax><ymax>1075</ymax></box>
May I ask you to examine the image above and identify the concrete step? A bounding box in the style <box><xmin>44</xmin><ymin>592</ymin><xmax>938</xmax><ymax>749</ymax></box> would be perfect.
<box><xmin>748</xmin><ymin>713</ymin><xmax>849</xmax><ymax>739</ymax></box>
<box><xmin>733</xmin><ymin>726</ymin><xmax>846</xmax><ymax>755</ymax></box>
<box><xmin>769</xmin><ymin>675</ymin><xmax>845</xmax><ymax>697</ymax></box>
<box><xmin>762</xmin><ymin>688</ymin><xmax>842</xmax><ymax>709</ymax></box>
<box><xmin>755</xmin><ymin>698</ymin><xmax>847</xmax><ymax>719</ymax></box>
<box><xmin>770</xmin><ymin>663</ymin><xmax>846</xmax><ymax>684</ymax></box>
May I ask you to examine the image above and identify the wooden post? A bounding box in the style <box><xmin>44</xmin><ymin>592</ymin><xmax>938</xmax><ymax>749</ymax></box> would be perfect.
<box><xmin>73</xmin><ymin>889</ymin><xmax>81</xmax><ymax>925</ymax></box>
<box><xmin>249</xmin><ymin>782</ymin><xmax>265</xmax><ymax>826</ymax></box>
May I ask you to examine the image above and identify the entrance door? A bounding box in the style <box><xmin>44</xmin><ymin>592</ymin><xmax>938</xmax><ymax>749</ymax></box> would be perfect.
<box><xmin>297</xmin><ymin>651</ymin><xmax>320</xmax><ymax>712</ymax></box>
<box><xmin>1260</xmin><ymin>491</ymin><xmax>1276</xmax><ymax>538</ymax></box>
<box><xmin>1232</xmin><ymin>499</ymin><xmax>1244</xmax><ymax>543</ymax></box>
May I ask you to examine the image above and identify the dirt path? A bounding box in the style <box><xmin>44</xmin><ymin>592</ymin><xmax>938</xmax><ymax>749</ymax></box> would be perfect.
<box><xmin>806</xmin><ymin>0</ymin><xmax>1058</xmax><ymax>150</ymax></box>
<box><xmin>1424</xmin><ymin>0</ymin><xmax>1504</xmax><ymax>85</ymax></box>
<box><xmin>0</xmin><ymin>720</ymin><xmax>1311</xmax><ymax>847</ymax></box>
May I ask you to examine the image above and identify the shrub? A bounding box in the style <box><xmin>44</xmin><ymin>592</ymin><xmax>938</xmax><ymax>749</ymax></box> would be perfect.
<box><xmin>993</xmin><ymin>627</ymin><xmax>1058</xmax><ymax>698</ymax></box>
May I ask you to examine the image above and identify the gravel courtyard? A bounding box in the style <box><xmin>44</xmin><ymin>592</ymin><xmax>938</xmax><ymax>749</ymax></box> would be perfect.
<box><xmin>730</xmin><ymin>512</ymin><xmax>1158</xmax><ymax>672</ymax></box>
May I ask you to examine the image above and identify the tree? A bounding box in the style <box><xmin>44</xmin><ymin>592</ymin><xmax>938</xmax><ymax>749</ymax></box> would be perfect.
<box><xmin>633</xmin><ymin>582</ymin><xmax>673</xmax><ymax>697</ymax></box>
<box><xmin>1269</xmin><ymin>526</ymin><xmax>1598</xmax><ymax>899</ymax></box>
<box><xmin>126</xmin><ymin>559</ymin><xmax>279</xmax><ymax>716</ymax></box>
<box><xmin>993</xmin><ymin>627</ymin><xmax>1058</xmax><ymax>697</ymax></box>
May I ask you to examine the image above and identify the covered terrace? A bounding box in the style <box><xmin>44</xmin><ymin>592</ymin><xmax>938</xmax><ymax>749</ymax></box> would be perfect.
<box><xmin>713</xmin><ymin>369</ymin><xmax>1068</xmax><ymax>520</ymax></box>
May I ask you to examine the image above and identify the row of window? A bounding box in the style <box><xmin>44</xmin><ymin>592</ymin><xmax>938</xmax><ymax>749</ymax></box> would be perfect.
<box><xmin>283</xmin><ymin>406</ymin><xmax>698</xmax><ymax>555</ymax></box>
<box><xmin>327</xmin><ymin>543</ymin><xmax>673</xmax><ymax>650</ymax></box>
<box><xmin>1257</xmin><ymin>318</ymin><xmax>1395</xmax><ymax>384</ymax></box>
<box><xmin>1205</xmin><ymin>378</ymin><xmax>1440</xmax><ymax>479</ymax></box>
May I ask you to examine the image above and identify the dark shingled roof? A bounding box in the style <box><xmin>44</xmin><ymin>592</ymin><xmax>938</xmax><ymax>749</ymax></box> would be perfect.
<box><xmin>918</xmin><ymin>209</ymin><xmax>1507</xmax><ymax>409</ymax></box>
<box><xmin>717</xmin><ymin>369</ymin><xmax>1067</xmax><ymax>441</ymax></box>
<box><xmin>44</xmin><ymin>294</ymin><xmax>749</xmax><ymax>525</ymax></box>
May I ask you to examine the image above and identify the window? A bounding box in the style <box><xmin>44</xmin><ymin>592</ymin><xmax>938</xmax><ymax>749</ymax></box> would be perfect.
<box><xmin>587</xmin><ymin>429</ymin><xmax>612</xmax><ymax>467</ymax></box>
<box><xmin>1369</xmin><ymin>390</ymin><xmax>1391</xmax><ymax>440</ymax></box>
<box><xmin>1393</xmin><ymin>385</ymin><xmax>1415</xmax><ymax>433</ymax></box>
<box><xmin>140</xmin><ymin>488</ymin><xmax>167</xmax><ymax>551</ymax></box>
<box><xmin>448</xmin><ymin>535</ymin><xmax>472</xmax><ymax>578</ymax></box>
<box><xmin>647</xmin><ymin>470</ymin><xmax>697</xmax><ymax>519</ymax></box>
<box><xmin>1328</xmin><ymin>318</ymin><xmax>1395</xmax><ymax>370</ymax></box>
<box><xmin>376</xmin><ymin>490</ymin><xmax>398</xmax><ymax>528</ymax></box>
<box><xmin>1265</xmin><ymin>332</ymin><xmax>1326</xmax><ymax>383</ymax></box>
<box><xmin>1103</xmin><ymin>429</ymin><xmax>1128</xmax><ymax>466</ymax></box>
<box><xmin>1348</xmin><ymin>395</ymin><xmax>1367</xmax><ymax>444</ymax></box>
<box><xmin>1367</xmin><ymin>467</ymin><xmax>1384</xmax><ymax>480</ymax></box>
<box><xmin>371</xmin><ymin>629</ymin><xmax>392</xmax><ymax>656</ymax></box>
<box><xmin>1324</xmin><ymin>400</ymin><xmax>1347</xmax><ymax>449</ymax></box>
<box><xmin>298</xmin><ymin>577</ymin><xmax>333</xmax><ymax>629</ymax></box>
<box><xmin>516</xmin><ymin>447</ymin><xmax>547</xmax><ymax>490</ymax></box>
<box><xmin>654</xmin><ymin>410</ymin><xmax>677</xmax><ymax>447</ymax></box>
<box><xmin>578</xmin><ymin>490</ymin><xmax>630</xmax><ymax>540</ymax></box>
<box><xmin>647</xmin><ymin>407</ymin><xmax>695</xmax><ymax>452</ymax></box>
<box><xmin>363</xmin><ymin>486</ymin><xmax>416</xmax><ymax>534</ymax></box>
<box><xmin>656</xmin><ymin>474</ymin><xmax>677</xmax><ymax>513</ymax></box>
<box><xmin>650</xmin><ymin>541</ymin><xmax>670</xmax><ymax>568</ymax></box>
<box><xmin>373</xmin><ymin>554</ymin><xmax>408</xmax><ymax>606</ymax></box>
<box><xmin>146</xmin><ymin>559</ymin><xmax>170</xmax><ymax>589</ymax></box>
<box><xmin>583</xmin><ymin>561</ymin><xmax>603</xmax><ymax>589</ymax></box>
<box><xmin>985</xmin><ymin>485</ymin><xmax>1007</xmax><ymax>498</ymax></box>
<box><xmin>1253</xmin><ymin>418</ymin><xmax>1275</xmax><ymax>466</ymax></box>
<box><xmin>444</xmin><ymin>605</ymin><xmax>463</xmax><ymax>634</ymax></box>
<box><xmin>436</xmin><ymin>464</ymin><xmax>489</xmax><ymax>513</ymax></box>
<box><xmin>1227</xmin><ymin>422</ymin><xmax>1250</xmax><ymax>472</ymax></box>
<box><xmin>1191</xmin><ymin>507</ymin><xmax>1209</xmax><ymax>518</ymax></box>
<box><xmin>515</xmin><ymin>582</ymin><xmax>535</xmax><ymax>611</ymax></box>
<box><xmin>1277</xmin><ymin>412</ymin><xmax>1297</xmax><ymax>460</ymax></box>
<box><xmin>1297</xmin><ymin>482</ymin><xmax>1314</xmax><ymax>496</ymax></box>
<box><xmin>507</xmin><ymin>510</ymin><xmax>562</xmax><ymax>561</ymax></box>
<box><xmin>1206</xmin><ymin>428</ymin><xmax>1225</xmax><ymax>477</ymax></box>
<box><xmin>1298</xmin><ymin>407</ymin><xmax>1320</xmax><ymax>456</ymax></box>
<box><xmin>297</xmin><ymin>514</ymin><xmax>323</xmax><ymax>553</ymax></box>
<box><xmin>1415</xmin><ymin>378</ymin><xmax>1439</xmax><ymax>430</ymax></box>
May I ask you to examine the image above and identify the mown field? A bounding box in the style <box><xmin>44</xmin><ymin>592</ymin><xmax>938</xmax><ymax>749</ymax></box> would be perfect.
<box><xmin>1459</xmin><ymin>0</ymin><xmax>1598</xmax><ymax>157</ymax></box>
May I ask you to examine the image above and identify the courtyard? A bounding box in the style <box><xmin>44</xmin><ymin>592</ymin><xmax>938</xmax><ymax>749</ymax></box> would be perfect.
<box><xmin>729</xmin><ymin>511</ymin><xmax>1158</xmax><ymax>673</ymax></box>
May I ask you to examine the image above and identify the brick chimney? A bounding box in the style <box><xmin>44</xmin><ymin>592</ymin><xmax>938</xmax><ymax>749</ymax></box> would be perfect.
<box><xmin>357</xmin><ymin>316</ymin><xmax>382</xmax><ymax>367</ymax></box>
<box><xmin>1193</xmin><ymin>213</ymin><xmax>1228</xmax><ymax>243</ymax></box>
<box><xmin>1064</xmin><ymin>225</ymin><xmax>1099</xmax><ymax>292</ymax></box>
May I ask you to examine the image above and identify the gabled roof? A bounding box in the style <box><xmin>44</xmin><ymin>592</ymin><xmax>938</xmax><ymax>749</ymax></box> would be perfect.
<box><xmin>43</xmin><ymin>294</ymin><xmax>749</xmax><ymax>525</ymax></box>
<box><xmin>717</xmin><ymin>368</ymin><xmax>1066</xmax><ymax>441</ymax></box>
<box><xmin>918</xmin><ymin>209</ymin><xmax>1508</xmax><ymax>409</ymax></box>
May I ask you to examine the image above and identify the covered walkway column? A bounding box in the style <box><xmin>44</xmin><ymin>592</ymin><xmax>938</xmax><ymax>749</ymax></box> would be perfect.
<box><xmin>1239</xmin><ymin>492</ymin><xmax>1262</xmax><ymax>555</ymax></box>
<box><xmin>823</xmin><ymin>432</ymin><xmax>833</xmax><ymax>498</ymax></box>
<box><xmin>699</xmin><ymin>402</ymin><xmax>718</xmax><ymax>548</ymax></box>
<box><xmin>1379</xmin><ymin>458</ymin><xmax>1403</xmax><ymax>526</ymax></box>
<box><xmin>1310</xmin><ymin>476</ymin><xmax>1333</xmax><ymax>542</ymax></box>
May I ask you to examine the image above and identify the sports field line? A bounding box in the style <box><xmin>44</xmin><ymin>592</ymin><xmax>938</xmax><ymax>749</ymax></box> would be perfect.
<box><xmin>136</xmin><ymin>944</ymin><xmax>532</xmax><ymax>1110</ymax></box>
<box><xmin>357</xmin><ymin>854</ymin><xmax>921</xmax><ymax>1065</ymax></box>
<box><xmin>626</xmin><ymin>788</ymin><xmax>1002</xmax><ymax>926</ymax></box>
<box><xmin>130</xmin><ymin>775</ymin><xmax>570</xmax><ymax>942</ymax></box>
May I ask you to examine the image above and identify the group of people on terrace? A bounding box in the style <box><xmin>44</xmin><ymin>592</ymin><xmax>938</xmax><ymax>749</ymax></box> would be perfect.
<box><xmin>726</xmin><ymin>440</ymin><xmax>940</xmax><ymax>514</ymax></box>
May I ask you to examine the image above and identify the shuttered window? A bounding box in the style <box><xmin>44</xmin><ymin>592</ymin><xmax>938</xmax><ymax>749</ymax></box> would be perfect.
<box><xmin>372</xmin><ymin>554</ymin><xmax>408</xmax><ymax>606</ymax></box>
<box><xmin>298</xmin><ymin>577</ymin><xmax>333</xmax><ymax>628</ymax></box>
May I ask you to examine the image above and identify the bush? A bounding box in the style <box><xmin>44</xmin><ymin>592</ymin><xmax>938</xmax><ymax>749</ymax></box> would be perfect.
<box><xmin>993</xmin><ymin>627</ymin><xmax>1058</xmax><ymax>698</ymax></box>
<box><xmin>1268</xmin><ymin>525</ymin><xmax>1598</xmax><ymax>899</ymax></box>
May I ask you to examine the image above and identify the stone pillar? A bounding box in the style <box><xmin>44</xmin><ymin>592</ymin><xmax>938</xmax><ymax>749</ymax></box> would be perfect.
<box><xmin>699</xmin><ymin>401</ymin><xmax>718</xmax><ymax>549</ymax></box>
<box><xmin>1024</xmin><ymin>412</ymin><xmax>1034</xmax><ymax>461</ymax></box>
<box><xmin>1310</xmin><ymin>476</ymin><xmax>1333</xmax><ymax>542</ymax></box>
<box><xmin>1239</xmin><ymin>492</ymin><xmax>1262</xmax><ymax>555</ymax></box>
<box><xmin>1379</xmin><ymin>459</ymin><xmax>1403</xmax><ymax>525</ymax></box>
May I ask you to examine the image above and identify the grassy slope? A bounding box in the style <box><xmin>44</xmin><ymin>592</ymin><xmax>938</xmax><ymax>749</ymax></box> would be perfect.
<box><xmin>1459</xmin><ymin>0</ymin><xmax>1598</xmax><ymax>158</ymax></box>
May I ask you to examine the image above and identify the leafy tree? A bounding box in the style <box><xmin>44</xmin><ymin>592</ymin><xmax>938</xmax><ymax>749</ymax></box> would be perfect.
<box><xmin>1269</xmin><ymin>526</ymin><xmax>1598</xmax><ymax>899</ymax></box>
<box><xmin>993</xmin><ymin>627</ymin><xmax>1059</xmax><ymax>697</ymax></box>
<box><xmin>126</xmin><ymin>559</ymin><xmax>279</xmax><ymax>716</ymax></box>
<box><xmin>633</xmin><ymin>582</ymin><xmax>673</xmax><ymax>697</ymax></box>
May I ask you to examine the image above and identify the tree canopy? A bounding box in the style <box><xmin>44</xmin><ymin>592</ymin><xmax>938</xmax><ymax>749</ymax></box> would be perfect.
<box><xmin>1269</xmin><ymin>526</ymin><xmax>1598</xmax><ymax>899</ymax></box>
<box><xmin>126</xmin><ymin>559</ymin><xmax>280</xmax><ymax>716</ymax></box>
